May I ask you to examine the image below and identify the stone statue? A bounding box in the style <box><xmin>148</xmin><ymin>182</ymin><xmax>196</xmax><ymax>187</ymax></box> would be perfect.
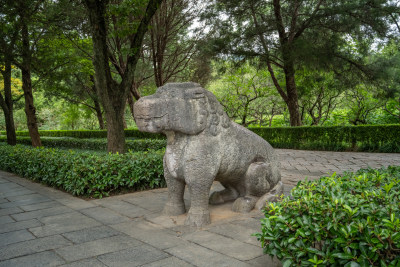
<box><xmin>134</xmin><ymin>83</ymin><xmax>283</xmax><ymax>227</ymax></box>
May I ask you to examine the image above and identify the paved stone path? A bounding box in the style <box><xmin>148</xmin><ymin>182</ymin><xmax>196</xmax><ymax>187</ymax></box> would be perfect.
<box><xmin>0</xmin><ymin>149</ymin><xmax>399</xmax><ymax>267</ymax></box>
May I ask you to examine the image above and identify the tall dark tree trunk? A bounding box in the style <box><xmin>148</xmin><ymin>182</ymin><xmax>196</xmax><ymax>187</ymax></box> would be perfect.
<box><xmin>93</xmin><ymin>97</ymin><xmax>105</xmax><ymax>129</ymax></box>
<box><xmin>128</xmin><ymin>84</ymin><xmax>141</xmax><ymax>120</ymax></box>
<box><xmin>104</xmin><ymin>104</ymin><xmax>126</xmax><ymax>152</ymax></box>
<box><xmin>0</xmin><ymin>59</ymin><xmax>17</xmax><ymax>145</ymax></box>
<box><xmin>21</xmin><ymin>18</ymin><xmax>41</xmax><ymax>147</ymax></box>
<box><xmin>281</xmin><ymin>40</ymin><xmax>302</xmax><ymax>126</ymax></box>
<box><xmin>127</xmin><ymin>92</ymin><xmax>135</xmax><ymax>121</ymax></box>
<box><xmin>84</xmin><ymin>0</ymin><xmax>161</xmax><ymax>153</ymax></box>
<box><xmin>85</xmin><ymin>0</ymin><xmax>126</xmax><ymax>153</ymax></box>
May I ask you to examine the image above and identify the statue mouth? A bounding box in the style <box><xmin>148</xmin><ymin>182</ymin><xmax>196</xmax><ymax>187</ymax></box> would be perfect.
<box><xmin>135</xmin><ymin>114</ymin><xmax>168</xmax><ymax>133</ymax></box>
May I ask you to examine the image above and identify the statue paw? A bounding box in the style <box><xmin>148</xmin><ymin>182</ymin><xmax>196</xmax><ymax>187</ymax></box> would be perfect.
<box><xmin>184</xmin><ymin>207</ymin><xmax>210</xmax><ymax>227</ymax></box>
<box><xmin>232</xmin><ymin>196</ymin><xmax>257</xmax><ymax>213</ymax></box>
<box><xmin>163</xmin><ymin>202</ymin><xmax>186</xmax><ymax>216</ymax></box>
<box><xmin>255</xmin><ymin>181</ymin><xmax>284</xmax><ymax>211</ymax></box>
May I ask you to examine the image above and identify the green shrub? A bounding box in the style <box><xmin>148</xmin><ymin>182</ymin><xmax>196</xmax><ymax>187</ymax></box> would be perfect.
<box><xmin>249</xmin><ymin>124</ymin><xmax>400</xmax><ymax>152</ymax></box>
<box><xmin>0</xmin><ymin>144</ymin><xmax>165</xmax><ymax>198</ymax></box>
<box><xmin>2</xmin><ymin>124</ymin><xmax>399</xmax><ymax>152</ymax></box>
<box><xmin>0</xmin><ymin>136</ymin><xmax>166</xmax><ymax>152</ymax></box>
<box><xmin>0</xmin><ymin>129</ymin><xmax>164</xmax><ymax>139</ymax></box>
<box><xmin>256</xmin><ymin>166</ymin><xmax>400</xmax><ymax>266</ymax></box>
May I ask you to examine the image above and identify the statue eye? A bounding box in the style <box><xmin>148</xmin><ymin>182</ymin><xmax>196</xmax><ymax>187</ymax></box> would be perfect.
<box><xmin>192</xmin><ymin>92</ymin><xmax>205</xmax><ymax>99</ymax></box>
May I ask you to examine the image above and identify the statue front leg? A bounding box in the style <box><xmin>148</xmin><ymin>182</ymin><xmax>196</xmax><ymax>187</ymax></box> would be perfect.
<box><xmin>163</xmin><ymin>167</ymin><xmax>186</xmax><ymax>216</ymax></box>
<box><xmin>184</xmin><ymin>166</ymin><xmax>215</xmax><ymax>227</ymax></box>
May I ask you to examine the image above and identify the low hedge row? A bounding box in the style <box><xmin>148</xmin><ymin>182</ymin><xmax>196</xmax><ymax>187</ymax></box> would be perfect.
<box><xmin>2</xmin><ymin>124</ymin><xmax>399</xmax><ymax>152</ymax></box>
<box><xmin>0</xmin><ymin>129</ymin><xmax>164</xmax><ymax>139</ymax></box>
<box><xmin>0</xmin><ymin>144</ymin><xmax>165</xmax><ymax>198</ymax></box>
<box><xmin>0</xmin><ymin>136</ymin><xmax>166</xmax><ymax>152</ymax></box>
<box><xmin>249</xmin><ymin>124</ymin><xmax>400</xmax><ymax>152</ymax></box>
<box><xmin>256</xmin><ymin>166</ymin><xmax>400</xmax><ymax>266</ymax></box>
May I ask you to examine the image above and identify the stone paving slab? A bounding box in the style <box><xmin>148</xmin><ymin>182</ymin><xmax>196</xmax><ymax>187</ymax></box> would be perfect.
<box><xmin>97</xmin><ymin>245</ymin><xmax>168</xmax><ymax>267</ymax></box>
<box><xmin>55</xmin><ymin>235</ymin><xmax>143</xmax><ymax>262</ymax></box>
<box><xmin>0</xmin><ymin>149</ymin><xmax>399</xmax><ymax>266</ymax></box>
<box><xmin>0</xmin><ymin>251</ymin><xmax>66</xmax><ymax>267</ymax></box>
<box><xmin>142</xmin><ymin>256</ymin><xmax>194</xmax><ymax>267</ymax></box>
<box><xmin>166</xmin><ymin>243</ymin><xmax>253</xmax><ymax>267</ymax></box>
<box><xmin>0</xmin><ymin>235</ymin><xmax>72</xmax><ymax>261</ymax></box>
<box><xmin>0</xmin><ymin>229</ymin><xmax>35</xmax><ymax>247</ymax></box>
<box><xmin>62</xmin><ymin>225</ymin><xmax>121</xmax><ymax>244</ymax></box>
<box><xmin>29</xmin><ymin>212</ymin><xmax>102</xmax><ymax>237</ymax></box>
<box><xmin>0</xmin><ymin>215</ymin><xmax>15</xmax><ymax>225</ymax></box>
<box><xmin>59</xmin><ymin>258</ymin><xmax>107</xmax><ymax>267</ymax></box>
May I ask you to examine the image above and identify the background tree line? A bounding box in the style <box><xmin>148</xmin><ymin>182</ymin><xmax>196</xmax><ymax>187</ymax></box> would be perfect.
<box><xmin>1</xmin><ymin>0</ymin><xmax>400</xmax><ymax>153</ymax></box>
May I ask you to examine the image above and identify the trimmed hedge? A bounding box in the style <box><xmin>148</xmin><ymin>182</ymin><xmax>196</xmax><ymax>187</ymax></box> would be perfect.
<box><xmin>256</xmin><ymin>166</ymin><xmax>400</xmax><ymax>266</ymax></box>
<box><xmin>0</xmin><ymin>136</ymin><xmax>166</xmax><ymax>152</ymax></box>
<box><xmin>0</xmin><ymin>144</ymin><xmax>165</xmax><ymax>198</ymax></box>
<box><xmin>0</xmin><ymin>129</ymin><xmax>164</xmax><ymax>139</ymax></box>
<box><xmin>249</xmin><ymin>124</ymin><xmax>400</xmax><ymax>152</ymax></box>
<box><xmin>2</xmin><ymin>124</ymin><xmax>399</xmax><ymax>152</ymax></box>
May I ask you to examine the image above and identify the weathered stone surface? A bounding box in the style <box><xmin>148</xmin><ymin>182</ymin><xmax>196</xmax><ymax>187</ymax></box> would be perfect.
<box><xmin>62</xmin><ymin>225</ymin><xmax>121</xmax><ymax>244</ymax></box>
<box><xmin>0</xmin><ymin>251</ymin><xmax>65</xmax><ymax>267</ymax></box>
<box><xmin>166</xmin><ymin>243</ymin><xmax>253</xmax><ymax>267</ymax></box>
<box><xmin>97</xmin><ymin>245</ymin><xmax>168</xmax><ymax>267</ymax></box>
<box><xmin>0</xmin><ymin>215</ymin><xmax>14</xmax><ymax>225</ymax></box>
<box><xmin>141</xmin><ymin>257</ymin><xmax>194</xmax><ymax>267</ymax></box>
<box><xmin>59</xmin><ymin>258</ymin><xmax>107</xmax><ymax>267</ymax></box>
<box><xmin>0</xmin><ymin>235</ymin><xmax>71</xmax><ymax>261</ymax></box>
<box><xmin>182</xmin><ymin>231</ymin><xmax>263</xmax><ymax>261</ymax></box>
<box><xmin>80</xmin><ymin>207</ymin><xmax>130</xmax><ymax>225</ymax></box>
<box><xmin>0</xmin><ymin>219</ymin><xmax>41</xmax><ymax>234</ymax></box>
<box><xmin>55</xmin><ymin>235</ymin><xmax>142</xmax><ymax>262</ymax></box>
<box><xmin>0</xmin><ymin>229</ymin><xmax>35</xmax><ymax>247</ymax></box>
<box><xmin>29</xmin><ymin>212</ymin><xmax>101</xmax><ymax>237</ymax></box>
<box><xmin>134</xmin><ymin>82</ymin><xmax>282</xmax><ymax>227</ymax></box>
<box><xmin>111</xmin><ymin>220</ymin><xmax>184</xmax><ymax>250</ymax></box>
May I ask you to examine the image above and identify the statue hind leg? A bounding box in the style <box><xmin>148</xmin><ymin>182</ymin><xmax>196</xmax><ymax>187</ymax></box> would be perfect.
<box><xmin>232</xmin><ymin>161</ymin><xmax>282</xmax><ymax>213</ymax></box>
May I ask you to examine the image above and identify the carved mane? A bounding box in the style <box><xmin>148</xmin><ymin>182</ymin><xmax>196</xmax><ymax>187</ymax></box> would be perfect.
<box><xmin>155</xmin><ymin>82</ymin><xmax>231</xmax><ymax>136</ymax></box>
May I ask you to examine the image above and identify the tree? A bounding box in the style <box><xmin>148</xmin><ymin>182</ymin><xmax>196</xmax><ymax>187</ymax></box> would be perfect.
<box><xmin>345</xmin><ymin>85</ymin><xmax>384</xmax><ymax>125</ymax></box>
<box><xmin>84</xmin><ymin>0</ymin><xmax>162</xmax><ymax>153</ymax></box>
<box><xmin>0</xmin><ymin>64</ymin><xmax>21</xmax><ymax>145</ymax></box>
<box><xmin>0</xmin><ymin>5</ymin><xmax>19</xmax><ymax>145</ymax></box>
<box><xmin>4</xmin><ymin>0</ymin><xmax>47</xmax><ymax>147</ymax></box>
<box><xmin>210</xmin><ymin>62</ymin><xmax>283</xmax><ymax>126</ymax></box>
<box><xmin>36</xmin><ymin>33</ymin><xmax>106</xmax><ymax>130</ymax></box>
<box><xmin>203</xmin><ymin>0</ymin><xmax>399</xmax><ymax>126</ymax></box>
<box><xmin>148</xmin><ymin>0</ymin><xmax>197</xmax><ymax>87</ymax></box>
<box><xmin>297</xmin><ymin>69</ymin><xmax>342</xmax><ymax>125</ymax></box>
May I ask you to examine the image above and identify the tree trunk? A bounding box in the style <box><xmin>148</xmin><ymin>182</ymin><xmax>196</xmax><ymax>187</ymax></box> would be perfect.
<box><xmin>127</xmin><ymin>91</ymin><xmax>135</xmax><ymax>121</ymax></box>
<box><xmin>93</xmin><ymin>97</ymin><xmax>105</xmax><ymax>129</ymax></box>
<box><xmin>84</xmin><ymin>0</ymin><xmax>161</xmax><ymax>153</ymax></box>
<box><xmin>4</xmin><ymin>109</ymin><xmax>17</xmax><ymax>145</ymax></box>
<box><xmin>21</xmin><ymin>18</ymin><xmax>41</xmax><ymax>147</ymax></box>
<box><xmin>0</xmin><ymin>60</ymin><xmax>17</xmax><ymax>145</ymax></box>
<box><xmin>283</xmin><ymin>56</ymin><xmax>302</xmax><ymax>126</ymax></box>
<box><xmin>104</xmin><ymin>104</ymin><xmax>126</xmax><ymax>153</ymax></box>
<box><xmin>85</xmin><ymin>0</ymin><xmax>126</xmax><ymax>153</ymax></box>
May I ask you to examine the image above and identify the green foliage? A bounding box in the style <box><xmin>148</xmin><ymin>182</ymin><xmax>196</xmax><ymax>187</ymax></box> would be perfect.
<box><xmin>208</xmin><ymin>61</ymin><xmax>285</xmax><ymax>126</ymax></box>
<box><xmin>0</xmin><ymin>136</ymin><xmax>166</xmax><ymax>152</ymax></box>
<box><xmin>0</xmin><ymin>144</ymin><xmax>165</xmax><ymax>198</ymax></box>
<box><xmin>2</xmin><ymin>124</ymin><xmax>399</xmax><ymax>152</ymax></box>
<box><xmin>256</xmin><ymin>166</ymin><xmax>400</xmax><ymax>266</ymax></box>
<box><xmin>0</xmin><ymin>129</ymin><xmax>164</xmax><ymax>139</ymax></box>
<box><xmin>249</xmin><ymin>125</ymin><xmax>400</xmax><ymax>152</ymax></box>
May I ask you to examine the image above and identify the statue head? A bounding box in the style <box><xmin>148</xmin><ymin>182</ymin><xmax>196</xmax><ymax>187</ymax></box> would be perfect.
<box><xmin>134</xmin><ymin>82</ymin><xmax>230</xmax><ymax>136</ymax></box>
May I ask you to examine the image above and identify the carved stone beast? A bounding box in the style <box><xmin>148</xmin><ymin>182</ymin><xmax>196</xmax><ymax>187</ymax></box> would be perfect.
<box><xmin>134</xmin><ymin>82</ymin><xmax>282</xmax><ymax>227</ymax></box>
